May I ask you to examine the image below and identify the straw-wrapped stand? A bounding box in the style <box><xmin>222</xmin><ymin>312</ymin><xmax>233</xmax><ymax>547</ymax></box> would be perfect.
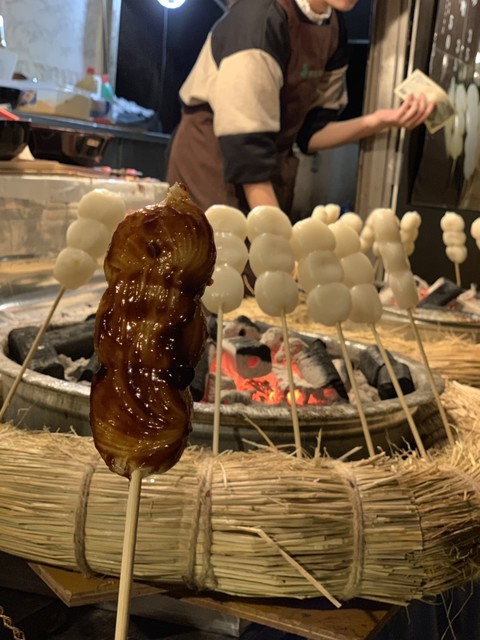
<box><xmin>1</xmin><ymin>379</ymin><xmax>480</xmax><ymax>606</ymax></box>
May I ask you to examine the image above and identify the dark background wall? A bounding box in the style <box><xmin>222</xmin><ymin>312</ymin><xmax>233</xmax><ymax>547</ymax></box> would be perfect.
<box><xmin>115</xmin><ymin>0</ymin><xmax>374</xmax><ymax>134</ymax></box>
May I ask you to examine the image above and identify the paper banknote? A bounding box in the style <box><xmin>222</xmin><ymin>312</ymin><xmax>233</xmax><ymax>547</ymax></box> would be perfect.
<box><xmin>394</xmin><ymin>69</ymin><xmax>455</xmax><ymax>134</ymax></box>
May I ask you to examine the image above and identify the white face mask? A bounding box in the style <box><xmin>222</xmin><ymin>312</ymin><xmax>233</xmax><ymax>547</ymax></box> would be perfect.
<box><xmin>294</xmin><ymin>0</ymin><xmax>332</xmax><ymax>23</ymax></box>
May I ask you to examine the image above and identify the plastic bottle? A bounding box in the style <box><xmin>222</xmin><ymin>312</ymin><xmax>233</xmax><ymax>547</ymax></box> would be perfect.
<box><xmin>91</xmin><ymin>73</ymin><xmax>114</xmax><ymax>123</ymax></box>
<box><xmin>75</xmin><ymin>67</ymin><xmax>101</xmax><ymax>99</ymax></box>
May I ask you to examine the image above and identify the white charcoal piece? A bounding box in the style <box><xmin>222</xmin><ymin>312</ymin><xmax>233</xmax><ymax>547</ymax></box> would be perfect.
<box><xmin>349</xmin><ymin>283</ymin><xmax>383</xmax><ymax>324</ymax></box>
<box><xmin>440</xmin><ymin>211</ymin><xmax>464</xmax><ymax>232</ymax></box>
<box><xmin>214</xmin><ymin>231</ymin><xmax>249</xmax><ymax>273</ymax></box>
<box><xmin>306</xmin><ymin>282</ymin><xmax>352</xmax><ymax>326</ymax></box>
<box><xmin>66</xmin><ymin>218</ymin><xmax>111</xmax><ymax>259</ymax></box>
<box><xmin>470</xmin><ymin>218</ymin><xmax>480</xmax><ymax>239</ymax></box>
<box><xmin>400</xmin><ymin>211</ymin><xmax>421</xmax><ymax>231</ymax></box>
<box><xmin>53</xmin><ymin>247</ymin><xmax>98</xmax><ymax>290</ymax></box>
<box><xmin>324</xmin><ymin>203</ymin><xmax>341</xmax><ymax>224</ymax></box>
<box><xmin>360</xmin><ymin>225</ymin><xmax>374</xmax><ymax>253</ymax></box>
<box><xmin>371</xmin><ymin>209</ymin><xmax>400</xmax><ymax>243</ymax></box>
<box><xmin>290</xmin><ymin>218</ymin><xmax>336</xmax><ymax>260</ymax></box>
<box><xmin>254</xmin><ymin>271</ymin><xmax>299</xmax><ymax>317</ymax></box>
<box><xmin>311</xmin><ymin>205</ymin><xmax>328</xmax><ymax>223</ymax></box>
<box><xmin>205</xmin><ymin>204</ymin><xmax>247</xmax><ymax>240</ymax></box>
<box><xmin>341</xmin><ymin>252</ymin><xmax>375</xmax><ymax>288</ymax></box>
<box><xmin>202</xmin><ymin>263</ymin><xmax>245</xmax><ymax>313</ymax></box>
<box><xmin>446</xmin><ymin>245</ymin><xmax>468</xmax><ymax>265</ymax></box>
<box><xmin>388</xmin><ymin>270</ymin><xmax>419</xmax><ymax>309</ymax></box>
<box><xmin>246</xmin><ymin>205</ymin><xmax>292</xmax><ymax>242</ymax></box>
<box><xmin>248</xmin><ymin>233</ymin><xmax>295</xmax><ymax>277</ymax></box>
<box><xmin>330</xmin><ymin>221</ymin><xmax>361</xmax><ymax>258</ymax></box>
<box><xmin>338</xmin><ymin>212</ymin><xmax>363</xmax><ymax>234</ymax></box>
<box><xmin>297</xmin><ymin>250</ymin><xmax>344</xmax><ymax>292</ymax></box>
<box><xmin>378</xmin><ymin>241</ymin><xmax>410</xmax><ymax>273</ymax></box>
<box><xmin>77</xmin><ymin>189</ymin><xmax>126</xmax><ymax>231</ymax></box>
<box><xmin>442</xmin><ymin>230</ymin><xmax>467</xmax><ymax>246</ymax></box>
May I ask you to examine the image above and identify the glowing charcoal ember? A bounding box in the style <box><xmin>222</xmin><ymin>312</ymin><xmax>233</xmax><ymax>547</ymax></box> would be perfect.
<box><xmin>297</xmin><ymin>250</ymin><xmax>344</xmax><ymax>292</ymax></box>
<box><xmin>293</xmin><ymin>339</ymin><xmax>348</xmax><ymax>401</ymax></box>
<box><xmin>417</xmin><ymin>279</ymin><xmax>464</xmax><ymax>309</ymax></box>
<box><xmin>306</xmin><ymin>282</ymin><xmax>352</xmax><ymax>326</ymax></box>
<box><xmin>214</xmin><ymin>232</ymin><xmax>249</xmax><ymax>273</ymax></box>
<box><xmin>246</xmin><ymin>205</ymin><xmax>292</xmax><ymax>242</ymax></box>
<box><xmin>254</xmin><ymin>271</ymin><xmax>299</xmax><ymax>317</ymax></box>
<box><xmin>248</xmin><ymin>233</ymin><xmax>295</xmax><ymax>277</ymax></box>
<box><xmin>202</xmin><ymin>263</ymin><xmax>245</xmax><ymax>314</ymax></box>
<box><xmin>290</xmin><ymin>218</ymin><xmax>335</xmax><ymax>260</ymax></box>
<box><xmin>205</xmin><ymin>204</ymin><xmax>247</xmax><ymax>239</ymax></box>
<box><xmin>222</xmin><ymin>337</ymin><xmax>272</xmax><ymax>379</ymax></box>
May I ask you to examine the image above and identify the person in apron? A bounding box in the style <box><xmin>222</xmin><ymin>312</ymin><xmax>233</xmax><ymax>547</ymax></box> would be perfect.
<box><xmin>167</xmin><ymin>0</ymin><xmax>434</xmax><ymax>216</ymax></box>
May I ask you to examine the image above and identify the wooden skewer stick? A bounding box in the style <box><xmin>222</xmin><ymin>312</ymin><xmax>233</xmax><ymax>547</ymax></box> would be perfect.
<box><xmin>0</xmin><ymin>286</ymin><xmax>66</xmax><ymax>422</ymax></box>
<box><xmin>280</xmin><ymin>310</ymin><xmax>302</xmax><ymax>459</ymax></box>
<box><xmin>336</xmin><ymin>323</ymin><xmax>375</xmax><ymax>458</ymax></box>
<box><xmin>212</xmin><ymin>306</ymin><xmax>224</xmax><ymax>456</ymax></box>
<box><xmin>114</xmin><ymin>468</ymin><xmax>143</xmax><ymax>640</ymax></box>
<box><xmin>454</xmin><ymin>261</ymin><xmax>461</xmax><ymax>288</ymax></box>
<box><xmin>406</xmin><ymin>308</ymin><xmax>455</xmax><ymax>446</ymax></box>
<box><xmin>370</xmin><ymin>323</ymin><xmax>427</xmax><ymax>458</ymax></box>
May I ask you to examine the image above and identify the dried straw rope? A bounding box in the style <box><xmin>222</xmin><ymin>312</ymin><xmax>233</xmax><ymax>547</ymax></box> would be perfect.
<box><xmin>1</xmin><ymin>380</ymin><xmax>480</xmax><ymax>605</ymax></box>
<box><xmin>231</xmin><ymin>297</ymin><xmax>480</xmax><ymax>388</ymax></box>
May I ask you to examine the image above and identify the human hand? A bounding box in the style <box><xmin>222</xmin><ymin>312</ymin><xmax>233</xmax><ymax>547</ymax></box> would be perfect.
<box><xmin>375</xmin><ymin>93</ymin><xmax>435</xmax><ymax>130</ymax></box>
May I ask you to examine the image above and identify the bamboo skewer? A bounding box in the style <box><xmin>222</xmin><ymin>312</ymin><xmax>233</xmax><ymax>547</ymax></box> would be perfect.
<box><xmin>336</xmin><ymin>323</ymin><xmax>375</xmax><ymax>458</ymax></box>
<box><xmin>0</xmin><ymin>286</ymin><xmax>66</xmax><ymax>422</ymax></box>
<box><xmin>114</xmin><ymin>469</ymin><xmax>142</xmax><ymax>640</ymax></box>
<box><xmin>454</xmin><ymin>262</ymin><xmax>461</xmax><ymax>288</ymax></box>
<box><xmin>370</xmin><ymin>323</ymin><xmax>427</xmax><ymax>458</ymax></box>
<box><xmin>212</xmin><ymin>307</ymin><xmax>224</xmax><ymax>456</ymax></box>
<box><xmin>280</xmin><ymin>311</ymin><xmax>302</xmax><ymax>458</ymax></box>
<box><xmin>406</xmin><ymin>308</ymin><xmax>455</xmax><ymax>446</ymax></box>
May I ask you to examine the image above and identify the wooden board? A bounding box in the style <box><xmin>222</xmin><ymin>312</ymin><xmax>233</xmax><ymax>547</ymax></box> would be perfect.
<box><xmin>28</xmin><ymin>563</ymin><xmax>398</xmax><ymax>640</ymax></box>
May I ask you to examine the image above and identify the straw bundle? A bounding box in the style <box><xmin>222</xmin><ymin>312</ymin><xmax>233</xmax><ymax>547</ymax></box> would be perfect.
<box><xmin>232</xmin><ymin>297</ymin><xmax>480</xmax><ymax>387</ymax></box>
<box><xmin>1</xmin><ymin>380</ymin><xmax>480</xmax><ymax>606</ymax></box>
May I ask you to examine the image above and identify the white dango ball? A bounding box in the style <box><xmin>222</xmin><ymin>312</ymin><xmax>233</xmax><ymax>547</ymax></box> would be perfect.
<box><xmin>341</xmin><ymin>252</ymin><xmax>375</xmax><ymax>287</ymax></box>
<box><xmin>360</xmin><ymin>225</ymin><xmax>374</xmax><ymax>253</ymax></box>
<box><xmin>307</xmin><ymin>282</ymin><xmax>352</xmax><ymax>326</ymax></box>
<box><xmin>442</xmin><ymin>230</ymin><xmax>467</xmax><ymax>246</ymax></box>
<box><xmin>371</xmin><ymin>208</ymin><xmax>400</xmax><ymax>243</ymax></box>
<box><xmin>246</xmin><ymin>205</ymin><xmax>292</xmax><ymax>242</ymax></box>
<box><xmin>214</xmin><ymin>231</ymin><xmax>248</xmax><ymax>273</ymax></box>
<box><xmin>338</xmin><ymin>212</ymin><xmax>363</xmax><ymax>234</ymax></box>
<box><xmin>440</xmin><ymin>211</ymin><xmax>464</xmax><ymax>232</ymax></box>
<box><xmin>446</xmin><ymin>245</ymin><xmax>468</xmax><ymax>264</ymax></box>
<box><xmin>400</xmin><ymin>227</ymin><xmax>419</xmax><ymax>245</ymax></box>
<box><xmin>53</xmin><ymin>247</ymin><xmax>98</xmax><ymax>290</ymax></box>
<box><xmin>349</xmin><ymin>283</ymin><xmax>383</xmax><ymax>324</ymax></box>
<box><xmin>311</xmin><ymin>205</ymin><xmax>328</xmax><ymax>223</ymax></box>
<box><xmin>378</xmin><ymin>241</ymin><xmax>410</xmax><ymax>273</ymax></box>
<box><xmin>77</xmin><ymin>189</ymin><xmax>126</xmax><ymax>231</ymax></box>
<box><xmin>290</xmin><ymin>218</ymin><xmax>335</xmax><ymax>260</ymax></box>
<box><xmin>403</xmin><ymin>241</ymin><xmax>415</xmax><ymax>257</ymax></box>
<box><xmin>248</xmin><ymin>233</ymin><xmax>294</xmax><ymax>277</ymax></box>
<box><xmin>205</xmin><ymin>204</ymin><xmax>247</xmax><ymax>240</ymax></box>
<box><xmin>388</xmin><ymin>270</ymin><xmax>419</xmax><ymax>310</ymax></box>
<box><xmin>202</xmin><ymin>263</ymin><xmax>244</xmax><ymax>314</ymax></box>
<box><xmin>330</xmin><ymin>221</ymin><xmax>361</xmax><ymax>258</ymax></box>
<box><xmin>254</xmin><ymin>271</ymin><xmax>299</xmax><ymax>317</ymax></box>
<box><xmin>470</xmin><ymin>217</ymin><xmax>480</xmax><ymax>240</ymax></box>
<box><xmin>66</xmin><ymin>218</ymin><xmax>111</xmax><ymax>259</ymax></box>
<box><xmin>297</xmin><ymin>250</ymin><xmax>344</xmax><ymax>292</ymax></box>
<box><xmin>400</xmin><ymin>211</ymin><xmax>421</xmax><ymax>232</ymax></box>
<box><xmin>324</xmin><ymin>203</ymin><xmax>341</xmax><ymax>224</ymax></box>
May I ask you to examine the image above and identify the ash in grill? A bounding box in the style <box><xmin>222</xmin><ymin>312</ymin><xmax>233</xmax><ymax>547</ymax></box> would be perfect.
<box><xmin>7</xmin><ymin>313</ymin><xmax>415</xmax><ymax>409</ymax></box>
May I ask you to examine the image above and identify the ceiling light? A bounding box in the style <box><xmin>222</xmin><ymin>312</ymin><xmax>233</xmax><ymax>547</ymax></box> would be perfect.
<box><xmin>158</xmin><ymin>0</ymin><xmax>186</xmax><ymax>8</ymax></box>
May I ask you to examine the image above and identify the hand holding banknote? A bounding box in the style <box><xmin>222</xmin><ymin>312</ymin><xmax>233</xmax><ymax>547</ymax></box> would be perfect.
<box><xmin>394</xmin><ymin>69</ymin><xmax>455</xmax><ymax>134</ymax></box>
